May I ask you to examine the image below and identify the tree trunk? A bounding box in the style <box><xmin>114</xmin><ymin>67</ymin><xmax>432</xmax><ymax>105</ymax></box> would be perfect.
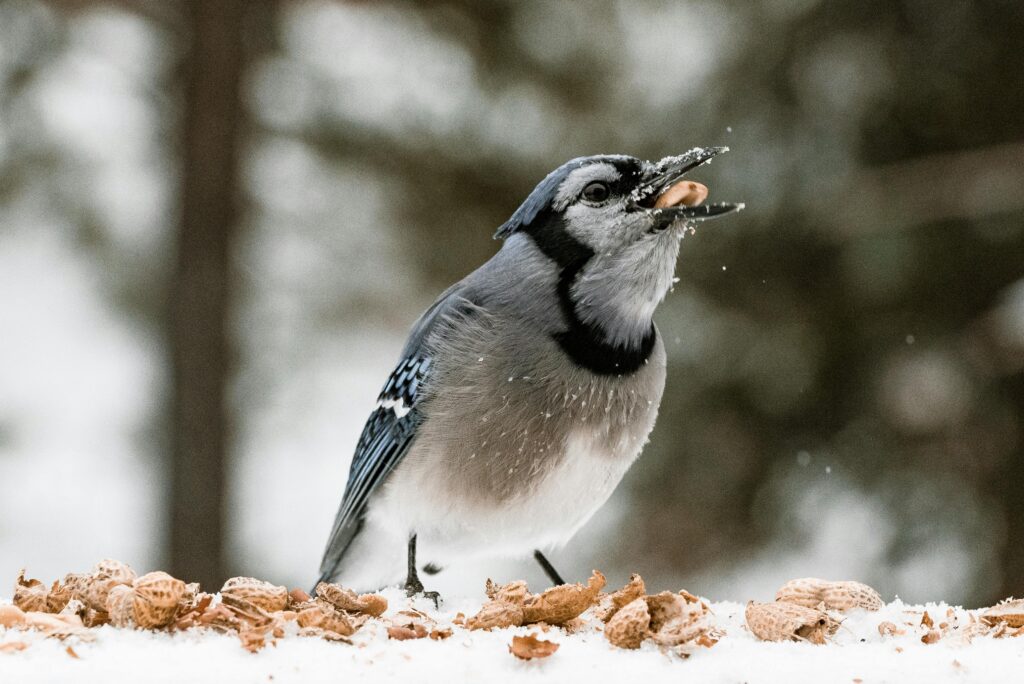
<box><xmin>996</xmin><ymin>372</ymin><xmax>1024</xmax><ymax>602</ymax></box>
<box><xmin>167</xmin><ymin>0</ymin><xmax>248</xmax><ymax>590</ymax></box>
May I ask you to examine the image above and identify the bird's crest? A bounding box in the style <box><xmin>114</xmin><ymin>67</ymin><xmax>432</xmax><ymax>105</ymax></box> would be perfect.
<box><xmin>493</xmin><ymin>157</ymin><xmax>593</xmax><ymax>239</ymax></box>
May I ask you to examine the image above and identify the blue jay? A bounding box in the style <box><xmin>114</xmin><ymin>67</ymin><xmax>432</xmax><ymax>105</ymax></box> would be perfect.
<box><xmin>317</xmin><ymin>148</ymin><xmax>742</xmax><ymax>599</ymax></box>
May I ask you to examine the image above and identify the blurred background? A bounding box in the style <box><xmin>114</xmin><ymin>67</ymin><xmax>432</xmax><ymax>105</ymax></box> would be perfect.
<box><xmin>1</xmin><ymin>0</ymin><xmax>1023</xmax><ymax>607</ymax></box>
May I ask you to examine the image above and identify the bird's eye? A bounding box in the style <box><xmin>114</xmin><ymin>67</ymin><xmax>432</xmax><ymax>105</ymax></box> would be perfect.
<box><xmin>581</xmin><ymin>181</ymin><xmax>610</xmax><ymax>203</ymax></box>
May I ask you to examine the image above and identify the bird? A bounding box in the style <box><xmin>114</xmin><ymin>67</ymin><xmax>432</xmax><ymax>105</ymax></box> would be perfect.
<box><xmin>316</xmin><ymin>147</ymin><xmax>743</xmax><ymax>600</ymax></box>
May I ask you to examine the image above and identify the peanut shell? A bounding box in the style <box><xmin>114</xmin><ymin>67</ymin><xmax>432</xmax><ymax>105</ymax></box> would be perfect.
<box><xmin>106</xmin><ymin>585</ymin><xmax>136</xmax><ymax>628</ymax></box>
<box><xmin>222</xmin><ymin>577</ymin><xmax>288</xmax><ymax>613</ymax></box>
<box><xmin>604</xmin><ymin>597</ymin><xmax>649</xmax><ymax>649</ymax></box>
<box><xmin>509</xmin><ymin>633</ymin><xmax>560</xmax><ymax>660</ymax></box>
<box><xmin>466</xmin><ymin>600</ymin><xmax>525</xmax><ymax>630</ymax></box>
<box><xmin>79</xmin><ymin>560</ymin><xmax>136</xmax><ymax>613</ymax></box>
<box><xmin>485</xmin><ymin>579</ymin><xmax>530</xmax><ymax>604</ymax></box>
<box><xmin>775</xmin><ymin>577</ymin><xmax>882</xmax><ymax>611</ymax></box>
<box><xmin>596</xmin><ymin>574</ymin><xmax>646</xmax><ymax>622</ymax></box>
<box><xmin>296</xmin><ymin>603</ymin><xmax>359</xmax><ymax>637</ymax></box>
<box><xmin>13</xmin><ymin>571</ymin><xmax>48</xmax><ymax>613</ymax></box>
<box><xmin>521</xmin><ymin>570</ymin><xmax>605</xmax><ymax>625</ymax></box>
<box><xmin>745</xmin><ymin>601</ymin><xmax>838</xmax><ymax>644</ymax></box>
<box><xmin>981</xmin><ymin>599</ymin><xmax>1024</xmax><ymax>628</ymax></box>
<box><xmin>46</xmin><ymin>581</ymin><xmax>71</xmax><ymax>614</ymax></box>
<box><xmin>314</xmin><ymin>582</ymin><xmax>387</xmax><ymax>617</ymax></box>
<box><xmin>0</xmin><ymin>604</ymin><xmax>27</xmax><ymax>628</ymax></box>
<box><xmin>645</xmin><ymin>591</ymin><xmax>689</xmax><ymax>632</ymax></box>
<box><xmin>132</xmin><ymin>571</ymin><xmax>186</xmax><ymax>628</ymax></box>
<box><xmin>92</xmin><ymin>559</ymin><xmax>136</xmax><ymax>585</ymax></box>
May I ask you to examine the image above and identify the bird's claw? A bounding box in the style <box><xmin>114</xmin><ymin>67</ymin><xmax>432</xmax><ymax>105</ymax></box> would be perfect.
<box><xmin>404</xmin><ymin>578</ymin><xmax>441</xmax><ymax>608</ymax></box>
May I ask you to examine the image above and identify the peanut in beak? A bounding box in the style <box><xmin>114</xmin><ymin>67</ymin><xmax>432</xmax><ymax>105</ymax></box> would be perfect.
<box><xmin>653</xmin><ymin>180</ymin><xmax>709</xmax><ymax>209</ymax></box>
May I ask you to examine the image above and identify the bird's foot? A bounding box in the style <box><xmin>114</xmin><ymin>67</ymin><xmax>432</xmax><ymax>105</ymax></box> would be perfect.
<box><xmin>403</xmin><ymin>534</ymin><xmax>440</xmax><ymax>608</ymax></box>
<box><xmin>421</xmin><ymin>590</ymin><xmax>441</xmax><ymax>609</ymax></box>
<box><xmin>404</xmin><ymin>577</ymin><xmax>441</xmax><ymax>609</ymax></box>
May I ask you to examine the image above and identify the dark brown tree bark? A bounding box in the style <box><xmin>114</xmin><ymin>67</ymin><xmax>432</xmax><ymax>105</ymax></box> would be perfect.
<box><xmin>167</xmin><ymin>0</ymin><xmax>249</xmax><ymax>590</ymax></box>
<box><xmin>995</xmin><ymin>373</ymin><xmax>1024</xmax><ymax>602</ymax></box>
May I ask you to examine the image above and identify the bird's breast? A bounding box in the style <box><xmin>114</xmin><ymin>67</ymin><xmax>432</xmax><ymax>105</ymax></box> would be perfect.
<box><xmin>370</xmin><ymin>321</ymin><xmax>666</xmax><ymax>553</ymax></box>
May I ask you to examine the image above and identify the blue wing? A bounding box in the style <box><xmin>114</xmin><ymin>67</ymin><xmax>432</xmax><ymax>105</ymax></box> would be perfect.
<box><xmin>316</xmin><ymin>356</ymin><xmax>430</xmax><ymax>585</ymax></box>
<box><xmin>317</xmin><ymin>284</ymin><xmax>471</xmax><ymax>585</ymax></box>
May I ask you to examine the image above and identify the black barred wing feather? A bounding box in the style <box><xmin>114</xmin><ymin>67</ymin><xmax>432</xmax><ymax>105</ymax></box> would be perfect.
<box><xmin>317</xmin><ymin>356</ymin><xmax>432</xmax><ymax>584</ymax></box>
<box><xmin>345</xmin><ymin>356</ymin><xmax>431</xmax><ymax>499</ymax></box>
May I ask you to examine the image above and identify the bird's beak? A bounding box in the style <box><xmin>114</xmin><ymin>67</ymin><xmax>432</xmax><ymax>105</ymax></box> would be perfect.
<box><xmin>630</xmin><ymin>146</ymin><xmax>744</xmax><ymax>222</ymax></box>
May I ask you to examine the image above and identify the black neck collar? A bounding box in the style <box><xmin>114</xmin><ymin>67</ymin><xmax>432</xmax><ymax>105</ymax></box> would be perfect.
<box><xmin>522</xmin><ymin>214</ymin><xmax>656</xmax><ymax>376</ymax></box>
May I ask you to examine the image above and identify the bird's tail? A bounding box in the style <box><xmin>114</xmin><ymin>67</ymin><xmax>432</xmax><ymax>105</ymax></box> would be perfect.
<box><xmin>313</xmin><ymin>517</ymin><xmax>364</xmax><ymax>592</ymax></box>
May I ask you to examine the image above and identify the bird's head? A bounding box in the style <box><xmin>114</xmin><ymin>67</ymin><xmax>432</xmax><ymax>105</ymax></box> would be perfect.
<box><xmin>495</xmin><ymin>148</ymin><xmax>742</xmax><ymax>349</ymax></box>
<box><xmin>495</xmin><ymin>147</ymin><xmax>741</xmax><ymax>250</ymax></box>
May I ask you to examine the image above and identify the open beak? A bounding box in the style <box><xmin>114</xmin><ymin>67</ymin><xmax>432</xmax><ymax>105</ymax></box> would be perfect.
<box><xmin>631</xmin><ymin>147</ymin><xmax>744</xmax><ymax>225</ymax></box>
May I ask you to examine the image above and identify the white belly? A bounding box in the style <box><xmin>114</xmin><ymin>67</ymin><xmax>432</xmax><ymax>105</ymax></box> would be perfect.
<box><xmin>382</xmin><ymin>430</ymin><xmax>638</xmax><ymax>553</ymax></box>
<box><xmin>332</xmin><ymin>430</ymin><xmax>640</xmax><ymax>589</ymax></box>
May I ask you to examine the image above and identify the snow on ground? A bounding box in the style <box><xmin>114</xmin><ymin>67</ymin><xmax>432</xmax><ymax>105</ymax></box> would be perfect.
<box><xmin>2</xmin><ymin>588</ymin><xmax>1022</xmax><ymax>683</ymax></box>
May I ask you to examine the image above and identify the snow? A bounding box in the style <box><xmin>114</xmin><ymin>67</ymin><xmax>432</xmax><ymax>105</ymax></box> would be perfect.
<box><xmin>2</xmin><ymin>589</ymin><xmax>1022</xmax><ymax>683</ymax></box>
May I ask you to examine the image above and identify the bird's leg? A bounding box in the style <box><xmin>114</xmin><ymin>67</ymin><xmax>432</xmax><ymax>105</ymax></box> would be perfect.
<box><xmin>404</xmin><ymin>534</ymin><xmax>440</xmax><ymax>607</ymax></box>
<box><xmin>533</xmin><ymin>549</ymin><xmax>566</xmax><ymax>586</ymax></box>
<box><xmin>404</xmin><ymin>534</ymin><xmax>424</xmax><ymax>593</ymax></box>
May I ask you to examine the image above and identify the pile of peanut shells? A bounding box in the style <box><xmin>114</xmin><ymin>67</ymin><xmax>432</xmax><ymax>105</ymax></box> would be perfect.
<box><xmin>1</xmin><ymin>560</ymin><xmax>390</xmax><ymax>653</ymax></box>
<box><xmin>2</xmin><ymin>562</ymin><xmax>1022</xmax><ymax>659</ymax></box>
<box><xmin>596</xmin><ymin>574</ymin><xmax>721</xmax><ymax>655</ymax></box>
<box><xmin>454</xmin><ymin>570</ymin><xmax>721</xmax><ymax>658</ymax></box>
<box><xmin>744</xmin><ymin>577</ymin><xmax>1024</xmax><ymax>645</ymax></box>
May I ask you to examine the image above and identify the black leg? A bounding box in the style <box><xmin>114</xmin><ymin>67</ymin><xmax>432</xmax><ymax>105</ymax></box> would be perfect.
<box><xmin>533</xmin><ymin>549</ymin><xmax>566</xmax><ymax>586</ymax></box>
<box><xmin>404</xmin><ymin>534</ymin><xmax>440</xmax><ymax>607</ymax></box>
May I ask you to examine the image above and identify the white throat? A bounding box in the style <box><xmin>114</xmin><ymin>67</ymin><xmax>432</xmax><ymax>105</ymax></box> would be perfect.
<box><xmin>571</xmin><ymin>234</ymin><xmax>680</xmax><ymax>348</ymax></box>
